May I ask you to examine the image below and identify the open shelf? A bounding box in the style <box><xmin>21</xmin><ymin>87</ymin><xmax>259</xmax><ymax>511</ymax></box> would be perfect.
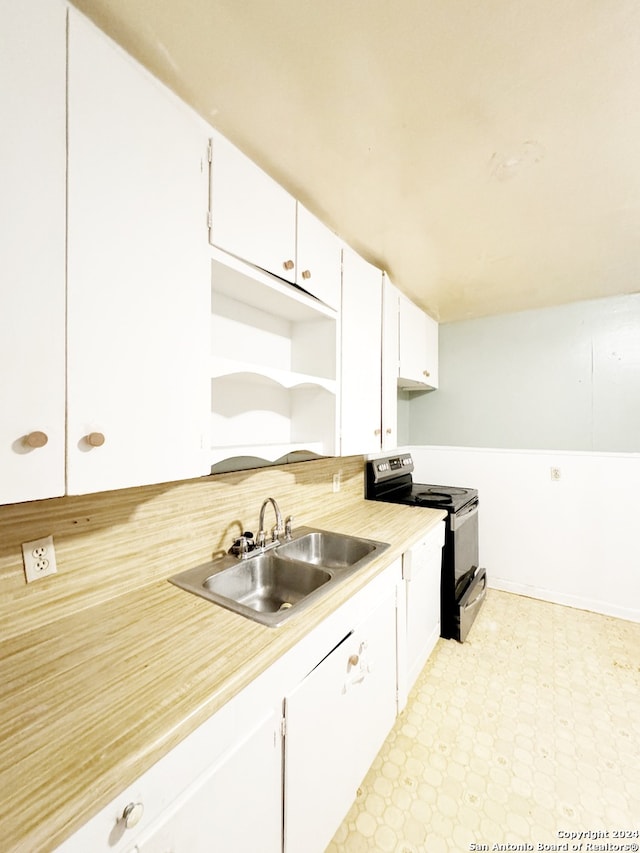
<box><xmin>210</xmin><ymin>249</ymin><xmax>339</xmax><ymax>468</ymax></box>
<box><xmin>211</xmin><ymin>357</ymin><xmax>336</xmax><ymax>394</ymax></box>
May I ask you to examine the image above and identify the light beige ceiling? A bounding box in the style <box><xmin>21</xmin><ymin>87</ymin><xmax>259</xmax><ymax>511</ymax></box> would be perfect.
<box><xmin>72</xmin><ymin>0</ymin><xmax>640</xmax><ymax>322</ymax></box>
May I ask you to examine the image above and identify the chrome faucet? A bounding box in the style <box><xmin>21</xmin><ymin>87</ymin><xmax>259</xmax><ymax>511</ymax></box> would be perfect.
<box><xmin>257</xmin><ymin>497</ymin><xmax>284</xmax><ymax>549</ymax></box>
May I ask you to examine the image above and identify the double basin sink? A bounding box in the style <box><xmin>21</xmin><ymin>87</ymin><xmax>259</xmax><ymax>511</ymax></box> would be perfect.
<box><xmin>170</xmin><ymin>527</ymin><xmax>389</xmax><ymax>627</ymax></box>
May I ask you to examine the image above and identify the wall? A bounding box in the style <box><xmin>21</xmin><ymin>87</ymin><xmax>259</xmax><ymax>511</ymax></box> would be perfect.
<box><xmin>0</xmin><ymin>456</ymin><xmax>364</xmax><ymax>641</ymax></box>
<box><xmin>410</xmin><ymin>446</ymin><xmax>640</xmax><ymax>622</ymax></box>
<box><xmin>408</xmin><ymin>293</ymin><xmax>640</xmax><ymax>452</ymax></box>
<box><xmin>405</xmin><ymin>293</ymin><xmax>640</xmax><ymax>622</ymax></box>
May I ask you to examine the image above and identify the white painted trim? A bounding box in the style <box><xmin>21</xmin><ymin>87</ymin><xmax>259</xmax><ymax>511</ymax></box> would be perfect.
<box><xmin>490</xmin><ymin>579</ymin><xmax>640</xmax><ymax>624</ymax></box>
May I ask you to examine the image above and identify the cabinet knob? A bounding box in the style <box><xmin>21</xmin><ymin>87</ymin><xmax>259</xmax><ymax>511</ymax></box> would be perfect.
<box><xmin>301</xmin><ymin>269</ymin><xmax>312</xmax><ymax>280</ymax></box>
<box><xmin>386</xmin><ymin>428</ymin><xmax>392</xmax><ymax>435</ymax></box>
<box><xmin>348</xmin><ymin>654</ymin><xmax>359</xmax><ymax>667</ymax></box>
<box><xmin>374</xmin><ymin>428</ymin><xmax>381</xmax><ymax>436</ymax></box>
<box><xmin>24</xmin><ymin>431</ymin><xmax>49</xmax><ymax>449</ymax></box>
<box><xmin>283</xmin><ymin>259</ymin><xmax>295</xmax><ymax>271</ymax></box>
<box><xmin>423</xmin><ymin>369</ymin><xmax>431</xmax><ymax>378</ymax></box>
<box><xmin>121</xmin><ymin>801</ymin><xmax>144</xmax><ymax>829</ymax></box>
<box><xmin>85</xmin><ymin>432</ymin><xmax>106</xmax><ymax>447</ymax></box>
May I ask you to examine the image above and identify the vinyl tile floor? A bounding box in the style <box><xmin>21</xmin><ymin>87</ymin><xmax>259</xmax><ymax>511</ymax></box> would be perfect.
<box><xmin>327</xmin><ymin>589</ymin><xmax>640</xmax><ymax>853</ymax></box>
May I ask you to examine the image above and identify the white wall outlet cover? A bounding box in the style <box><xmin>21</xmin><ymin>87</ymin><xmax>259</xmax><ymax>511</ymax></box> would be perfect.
<box><xmin>22</xmin><ymin>534</ymin><xmax>58</xmax><ymax>583</ymax></box>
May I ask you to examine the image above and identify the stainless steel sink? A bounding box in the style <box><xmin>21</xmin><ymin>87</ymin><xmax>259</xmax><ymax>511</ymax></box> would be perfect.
<box><xmin>276</xmin><ymin>530</ymin><xmax>377</xmax><ymax>569</ymax></box>
<box><xmin>169</xmin><ymin>526</ymin><xmax>389</xmax><ymax>626</ymax></box>
<box><xmin>204</xmin><ymin>553</ymin><xmax>331</xmax><ymax>614</ymax></box>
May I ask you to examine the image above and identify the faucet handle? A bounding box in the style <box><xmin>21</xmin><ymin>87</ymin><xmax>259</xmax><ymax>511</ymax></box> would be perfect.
<box><xmin>285</xmin><ymin>515</ymin><xmax>294</xmax><ymax>539</ymax></box>
<box><xmin>229</xmin><ymin>532</ymin><xmax>254</xmax><ymax>558</ymax></box>
<box><xmin>270</xmin><ymin>524</ymin><xmax>282</xmax><ymax>543</ymax></box>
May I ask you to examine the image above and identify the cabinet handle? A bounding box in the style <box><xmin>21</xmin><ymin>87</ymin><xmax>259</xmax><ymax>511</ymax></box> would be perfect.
<box><xmin>85</xmin><ymin>432</ymin><xmax>106</xmax><ymax>447</ymax></box>
<box><xmin>283</xmin><ymin>259</ymin><xmax>294</xmax><ymax>271</ymax></box>
<box><xmin>301</xmin><ymin>269</ymin><xmax>312</xmax><ymax>280</ymax></box>
<box><xmin>121</xmin><ymin>801</ymin><xmax>144</xmax><ymax>829</ymax></box>
<box><xmin>423</xmin><ymin>369</ymin><xmax>431</xmax><ymax>378</ymax></box>
<box><xmin>348</xmin><ymin>654</ymin><xmax>359</xmax><ymax>667</ymax></box>
<box><xmin>24</xmin><ymin>431</ymin><xmax>49</xmax><ymax>448</ymax></box>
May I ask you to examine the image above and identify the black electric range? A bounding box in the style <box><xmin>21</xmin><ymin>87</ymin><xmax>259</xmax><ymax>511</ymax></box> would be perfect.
<box><xmin>366</xmin><ymin>453</ymin><xmax>487</xmax><ymax>642</ymax></box>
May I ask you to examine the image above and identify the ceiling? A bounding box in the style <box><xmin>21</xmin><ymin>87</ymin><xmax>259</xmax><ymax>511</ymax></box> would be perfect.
<box><xmin>72</xmin><ymin>0</ymin><xmax>640</xmax><ymax>322</ymax></box>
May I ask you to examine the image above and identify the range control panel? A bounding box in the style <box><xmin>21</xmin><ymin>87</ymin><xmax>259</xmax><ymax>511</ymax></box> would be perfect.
<box><xmin>368</xmin><ymin>453</ymin><xmax>414</xmax><ymax>482</ymax></box>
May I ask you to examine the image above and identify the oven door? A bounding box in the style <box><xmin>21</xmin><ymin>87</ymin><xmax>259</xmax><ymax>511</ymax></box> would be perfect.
<box><xmin>450</xmin><ymin>498</ymin><xmax>479</xmax><ymax>599</ymax></box>
<box><xmin>457</xmin><ymin>567</ymin><xmax>487</xmax><ymax>642</ymax></box>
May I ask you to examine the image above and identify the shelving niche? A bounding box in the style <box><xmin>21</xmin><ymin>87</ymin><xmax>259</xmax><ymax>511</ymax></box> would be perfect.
<box><xmin>210</xmin><ymin>247</ymin><xmax>338</xmax><ymax>469</ymax></box>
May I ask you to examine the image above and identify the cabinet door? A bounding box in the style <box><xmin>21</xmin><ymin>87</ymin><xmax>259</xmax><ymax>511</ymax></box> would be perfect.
<box><xmin>340</xmin><ymin>248</ymin><xmax>383</xmax><ymax>455</ymax></box>
<box><xmin>0</xmin><ymin>0</ymin><xmax>66</xmax><ymax>504</ymax></box>
<box><xmin>209</xmin><ymin>132</ymin><xmax>297</xmax><ymax>283</ymax></box>
<box><xmin>284</xmin><ymin>590</ymin><xmax>397</xmax><ymax>853</ymax></box>
<box><xmin>398</xmin><ymin>523</ymin><xmax>445</xmax><ymax>709</ymax></box>
<box><xmin>132</xmin><ymin>710</ymin><xmax>281</xmax><ymax>853</ymax></box>
<box><xmin>296</xmin><ymin>204</ymin><xmax>342</xmax><ymax>310</ymax></box>
<box><xmin>67</xmin><ymin>10</ymin><xmax>210</xmax><ymax>494</ymax></box>
<box><xmin>382</xmin><ymin>274</ymin><xmax>400</xmax><ymax>450</ymax></box>
<box><xmin>398</xmin><ymin>293</ymin><xmax>439</xmax><ymax>389</ymax></box>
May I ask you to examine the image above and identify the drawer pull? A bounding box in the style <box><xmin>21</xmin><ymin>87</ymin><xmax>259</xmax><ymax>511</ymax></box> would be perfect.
<box><xmin>24</xmin><ymin>431</ymin><xmax>49</xmax><ymax>448</ymax></box>
<box><xmin>85</xmin><ymin>432</ymin><xmax>106</xmax><ymax>447</ymax></box>
<box><xmin>122</xmin><ymin>801</ymin><xmax>144</xmax><ymax>829</ymax></box>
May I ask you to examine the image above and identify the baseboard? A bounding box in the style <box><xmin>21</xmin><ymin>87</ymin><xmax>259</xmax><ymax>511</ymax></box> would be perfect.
<box><xmin>489</xmin><ymin>578</ymin><xmax>640</xmax><ymax>624</ymax></box>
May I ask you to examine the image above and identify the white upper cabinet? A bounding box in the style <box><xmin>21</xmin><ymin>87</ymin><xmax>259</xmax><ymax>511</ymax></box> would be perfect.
<box><xmin>382</xmin><ymin>274</ymin><xmax>400</xmax><ymax>450</ymax></box>
<box><xmin>0</xmin><ymin>0</ymin><xmax>66</xmax><ymax>504</ymax></box>
<box><xmin>66</xmin><ymin>10</ymin><xmax>210</xmax><ymax>494</ymax></box>
<box><xmin>296</xmin><ymin>205</ymin><xmax>342</xmax><ymax>311</ymax></box>
<box><xmin>398</xmin><ymin>293</ymin><xmax>439</xmax><ymax>389</ymax></box>
<box><xmin>209</xmin><ymin>132</ymin><xmax>297</xmax><ymax>283</ymax></box>
<box><xmin>340</xmin><ymin>249</ymin><xmax>383</xmax><ymax>455</ymax></box>
<box><xmin>208</xmin><ymin>136</ymin><xmax>342</xmax><ymax>310</ymax></box>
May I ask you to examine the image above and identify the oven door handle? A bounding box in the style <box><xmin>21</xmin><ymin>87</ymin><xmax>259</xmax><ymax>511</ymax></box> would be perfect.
<box><xmin>462</xmin><ymin>572</ymin><xmax>486</xmax><ymax>610</ymax></box>
<box><xmin>450</xmin><ymin>498</ymin><xmax>479</xmax><ymax>531</ymax></box>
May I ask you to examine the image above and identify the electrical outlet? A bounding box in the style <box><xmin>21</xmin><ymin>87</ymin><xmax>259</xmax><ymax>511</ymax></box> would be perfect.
<box><xmin>22</xmin><ymin>535</ymin><xmax>58</xmax><ymax>583</ymax></box>
<box><xmin>550</xmin><ymin>467</ymin><xmax>561</xmax><ymax>481</ymax></box>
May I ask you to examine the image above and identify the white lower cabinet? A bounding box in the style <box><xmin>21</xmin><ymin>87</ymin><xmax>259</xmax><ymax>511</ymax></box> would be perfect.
<box><xmin>130</xmin><ymin>710</ymin><xmax>281</xmax><ymax>853</ymax></box>
<box><xmin>283</xmin><ymin>588</ymin><xmax>397</xmax><ymax>853</ymax></box>
<box><xmin>53</xmin><ymin>688</ymin><xmax>282</xmax><ymax>853</ymax></box>
<box><xmin>397</xmin><ymin>522</ymin><xmax>445</xmax><ymax>710</ymax></box>
<box><xmin>55</xmin><ymin>559</ymin><xmax>403</xmax><ymax>853</ymax></box>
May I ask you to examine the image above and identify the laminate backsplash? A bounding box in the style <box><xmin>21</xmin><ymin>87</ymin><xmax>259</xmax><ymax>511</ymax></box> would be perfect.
<box><xmin>0</xmin><ymin>456</ymin><xmax>364</xmax><ymax>640</ymax></box>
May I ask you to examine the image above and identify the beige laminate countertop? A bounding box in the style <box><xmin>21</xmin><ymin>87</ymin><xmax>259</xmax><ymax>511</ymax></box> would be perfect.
<box><xmin>1</xmin><ymin>500</ymin><xmax>445</xmax><ymax>852</ymax></box>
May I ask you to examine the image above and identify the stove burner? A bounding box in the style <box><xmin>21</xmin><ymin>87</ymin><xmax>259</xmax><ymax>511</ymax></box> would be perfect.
<box><xmin>414</xmin><ymin>491</ymin><xmax>452</xmax><ymax>505</ymax></box>
<box><xmin>414</xmin><ymin>487</ymin><xmax>469</xmax><ymax>506</ymax></box>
